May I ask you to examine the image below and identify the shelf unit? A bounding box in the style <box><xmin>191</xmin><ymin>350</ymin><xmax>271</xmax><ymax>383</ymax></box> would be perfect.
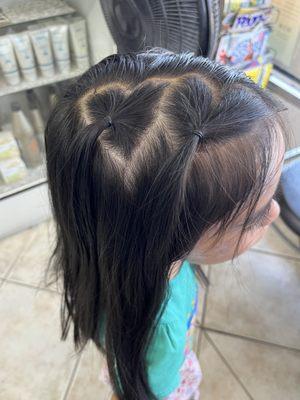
<box><xmin>0</xmin><ymin>66</ymin><xmax>88</xmax><ymax>97</ymax></box>
<box><xmin>0</xmin><ymin>64</ymin><xmax>89</xmax><ymax>202</ymax></box>
<box><xmin>0</xmin><ymin>0</ymin><xmax>92</xmax><ymax>238</ymax></box>
<box><xmin>0</xmin><ymin>164</ymin><xmax>46</xmax><ymax>199</ymax></box>
<box><xmin>0</xmin><ymin>0</ymin><xmax>75</xmax><ymax>28</ymax></box>
<box><xmin>0</xmin><ymin>0</ymin><xmax>87</xmax><ymax>203</ymax></box>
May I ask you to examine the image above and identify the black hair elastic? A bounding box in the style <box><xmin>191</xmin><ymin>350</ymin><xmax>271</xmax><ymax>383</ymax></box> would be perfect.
<box><xmin>193</xmin><ymin>130</ymin><xmax>205</xmax><ymax>141</ymax></box>
<box><xmin>103</xmin><ymin>115</ymin><xmax>113</xmax><ymax>128</ymax></box>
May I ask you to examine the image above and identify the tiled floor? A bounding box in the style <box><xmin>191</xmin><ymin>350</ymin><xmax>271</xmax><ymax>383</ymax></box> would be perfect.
<box><xmin>0</xmin><ymin>217</ymin><xmax>300</xmax><ymax>400</ymax></box>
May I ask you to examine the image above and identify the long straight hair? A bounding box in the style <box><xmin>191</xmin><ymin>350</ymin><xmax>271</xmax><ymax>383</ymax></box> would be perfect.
<box><xmin>44</xmin><ymin>48</ymin><xmax>290</xmax><ymax>399</ymax></box>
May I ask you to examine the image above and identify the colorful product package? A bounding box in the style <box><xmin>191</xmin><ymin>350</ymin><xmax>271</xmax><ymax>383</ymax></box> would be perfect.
<box><xmin>222</xmin><ymin>6</ymin><xmax>273</xmax><ymax>33</ymax></box>
<box><xmin>215</xmin><ymin>25</ymin><xmax>271</xmax><ymax>67</ymax></box>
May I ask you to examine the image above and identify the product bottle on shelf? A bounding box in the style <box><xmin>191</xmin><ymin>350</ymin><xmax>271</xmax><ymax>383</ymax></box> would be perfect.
<box><xmin>0</xmin><ymin>113</ymin><xmax>28</xmax><ymax>185</ymax></box>
<box><xmin>11</xmin><ymin>102</ymin><xmax>42</xmax><ymax>168</ymax></box>
<box><xmin>26</xmin><ymin>90</ymin><xmax>45</xmax><ymax>153</ymax></box>
<box><xmin>47</xmin><ymin>18</ymin><xmax>71</xmax><ymax>73</ymax></box>
<box><xmin>28</xmin><ymin>24</ymin><xmax>55</xmax><ymax>78</ymax></box>
<box><xmin>48</xmin><ymin>84</ymin><xmax>58</xmax><ymax>109</ymax></box>
<box><xmin>68</xmin><ymin>16</ymin><xmax>90</xmax><ymax>69</ymax></box>
<box><xmin>9</xmin><ymin>31</ymin><xmax>38</xmax><ymax>82</ymax></box>
<box><xmin>0</xmin><ymin>35</ymin><xmax>21</xmax><ymax>86</ymax></box>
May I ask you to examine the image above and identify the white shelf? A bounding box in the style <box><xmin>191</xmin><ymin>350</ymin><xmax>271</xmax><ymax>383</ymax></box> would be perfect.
<box><xmin>0</xmin><ymin>66</ymin><xmax>88</xmax><ymax>97</ymax></box>
<box><xmin>0</xmin><ymin>181</ymin><xmax>51</xmax><ymax>239</ymax></box>
<box><xmin>0</xmin><ymin>163</ymin><xmax>46</xmax><ymax>199</ymax></box>
<box><xmin>0</xmin><ymin>0</ymin><xmax>75</xmax><ymax>28</ymax></box>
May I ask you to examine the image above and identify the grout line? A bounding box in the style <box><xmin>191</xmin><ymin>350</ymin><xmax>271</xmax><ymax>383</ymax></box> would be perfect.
<box><xmin>2</xmin><ymin>277</ymin><xmax>60</xmax><ymax>295</ymax></box>
<box><xmin>3</xmin><ymin>228</ymin><xmax>40</xmax><ymax>281</ymax></box>
<box><xmin>249</xmin><ymin>247</ymin><xmax>300</xmax><ymax>262</ymax></box>
<box><xmin>62</xmin><ymin>351</ymin><xmax>83</xmax><ymax>400</ymax></box>
<box><xmin>200</xmin><ymin>326</ymin><xmax>300</xmax><ymax>353</ymax></box>
<box><xmin>204</xmin><ymin>331</ymin><xmax>254</xmax><ymax>400</ymax></box>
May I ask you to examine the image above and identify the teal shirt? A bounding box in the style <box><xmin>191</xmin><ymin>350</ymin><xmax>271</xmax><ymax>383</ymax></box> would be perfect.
<box><xmin>146</xmin><ymin>260</ymin><xmax>199</xmax><ymax>398</ymax></box>
<box><xmin>99</xmin><ymin>260</ymin><xmax>199</xmax><ymax>399</ymax></box>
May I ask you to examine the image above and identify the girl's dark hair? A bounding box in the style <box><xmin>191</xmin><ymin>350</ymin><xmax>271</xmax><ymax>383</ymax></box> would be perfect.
<box><xmin>44</xmin><ymin>48</ymin><xmax>291</xmax><ymax>399</ymax></box>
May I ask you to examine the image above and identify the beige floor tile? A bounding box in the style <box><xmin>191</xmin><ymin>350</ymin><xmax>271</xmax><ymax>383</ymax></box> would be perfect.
<box><xmin>66</xmin><ymin>341</ymin><xmax>113</xmax><ymax>400</ymax></box>
<box><xmin>204</xmin><ymin>251</ymin><xmax>300</xmax><ymax>349</ymax></box>
<box><xmin>198</xmin><ymin>332</ymin><xmax>249</xmax><ymax>400</ymax></box>
<box><xmin>0</xmin><ymin>281</ymin><xmax>77</xmax><ymax>400</ymax></box>
<box><xmin>192</xmin><ymin>326</ymin><xmax>205</xmax><ymax>359</ymax></box>
<box><xmin>252</xmin><ymin>218</ymin><xmax>300</xmax><ymax>259</ymax></box>
<box><xmin>0</xmin><ymin>226</ymin><xmax>36</xmax><ymax>278</ymax></box>
<box><xmin>7</xmin><ymin>219</ymin><xmax>59</xmax><ymax>291</ymax></box>
<box><xmin>207</xmin><ymin>331</ymin><xmax>300</xmax><ymax>400</ymax></box>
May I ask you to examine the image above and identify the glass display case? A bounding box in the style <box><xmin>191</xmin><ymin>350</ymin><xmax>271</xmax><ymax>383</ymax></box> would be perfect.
<box><xmin>0</xmin><ymin>0</ymin><xmax>115</xmax><ymax>237</ymax></box>
<box><xmin>0</xmin><ymin>0</ymin><xmax>91</xmax><ymax>199</ymax></box>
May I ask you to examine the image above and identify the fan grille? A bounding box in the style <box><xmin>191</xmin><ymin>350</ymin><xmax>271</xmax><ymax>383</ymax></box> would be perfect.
<box><xmin>100</xmin><ymin>0</ymin><xmax>212</xmax><ymax>56</ymax></box>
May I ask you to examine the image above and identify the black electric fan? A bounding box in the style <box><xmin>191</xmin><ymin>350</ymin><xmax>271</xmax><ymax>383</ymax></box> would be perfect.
<box><xmin>99</xmin><ymin>0</ymin><xmax>300</xmax><ymax>252</ymax></box>
<box><xmin>99</xmin><ymin>0</ymin><xmax>223</xmax><ymax>59</ymax></box>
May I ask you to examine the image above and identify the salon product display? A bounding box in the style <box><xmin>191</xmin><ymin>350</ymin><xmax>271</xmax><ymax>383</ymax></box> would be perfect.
<box><xmin>0</xmin><ymin>4</ymin><xmax>84</xmax><ymax>195</ymax></box>
<box><xmin>9</xmin><ymin>31</ymin><xmax>37</xmax><ymax>82</ymax></box>
<box><xmin>0</xmin><ymin>89</ymin><xmax>47</xmax><ymax>186</ymax></box>
<box><xmin>0</xmin><ymin>35</ymin><xmax>21</xmax><ymax>85</ymax></box>
<box><xmin>26</xmin><ymin>89</ymin><xmax>45</xmax><ymax>153</ymax></box>
<box><xmin>223</xmin><ymin>0</ymin><xmax>272</xmax><ymax>15</ymax></box>
<box><xmin>216</xmin><ymin>0</ymin><xmax>276</xmax><ymax>87</ymax></box>
<box><xmin>0</xmin><ymin>125</ymin><xmax>27</xmax><ymax>184</ymax></box>
<box><xmin>11</xmin><ymin>101</ymin><xmax>42</xmax><ymax>168</ymax></box>
<box><xmin>216</xmin><ymin>25</ymin><xmax>271</xmax><ymax>67</ymax></box>
<box><xmin>0</xmin><ymin>15</ymin><xmax>90</xmax><ymax>86</ymax></box>
<box><xmin>28</xmin><ymin>24</ymin><xmax>55</xmax><ymax>78</ymax></box>
<box><xmin>48</xmin><ymin>20</ymin><xmax>71</xmax><ymax>73</ymax></box>
<box><xmin>48</xmin><ymin>84</ymin><xmax>59</xmax><ymax>108</ymax></box>
<box><xmin>68</xmin><ymin>16</ymin><xmax>89</xmax><ymax>69</ymax></box>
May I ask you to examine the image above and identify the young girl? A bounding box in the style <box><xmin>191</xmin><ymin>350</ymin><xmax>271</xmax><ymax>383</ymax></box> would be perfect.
<box><xmin>44</xmin><ymin>47</ymin><xmax>290</xmax><ymax>400</ymax></box>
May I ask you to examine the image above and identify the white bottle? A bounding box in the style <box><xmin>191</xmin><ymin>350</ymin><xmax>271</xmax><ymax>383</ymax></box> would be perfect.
<box><xmin>68</xmin><ymin>17</ymin><xmax>90</xmax><ymax>69</ymax></box>
<box><xmin>28</xmin><ymin>24</ymin><xmax>55</xmax><ymax>78</ymax></box>
<box><xmin>11</xmin><ymin>102</ymin><xmax>42</xmax><ymax>168</ymax></box>
<box><xmin>10</xmin><ymin>31</ymin><xmax>38</xmax><ymax>82</ymax></box>
<box><xmin>0</xmin><ymin>35</ymin><xmax>21</xmax><ymax>85</ymax></box>
<box><xmin>48</xmin><ymin>84</ymin><xmax>58</xmax><ymax>108</ymax></box>
<box><xmin>26</xmin><ymin>90</ymin><xmax>45</xmax><ymax>153</ymax></box>
<box><xmin>48</xmin><ymin>21</ymin><xmax>71</xmax><ymax>73</ymax></box>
